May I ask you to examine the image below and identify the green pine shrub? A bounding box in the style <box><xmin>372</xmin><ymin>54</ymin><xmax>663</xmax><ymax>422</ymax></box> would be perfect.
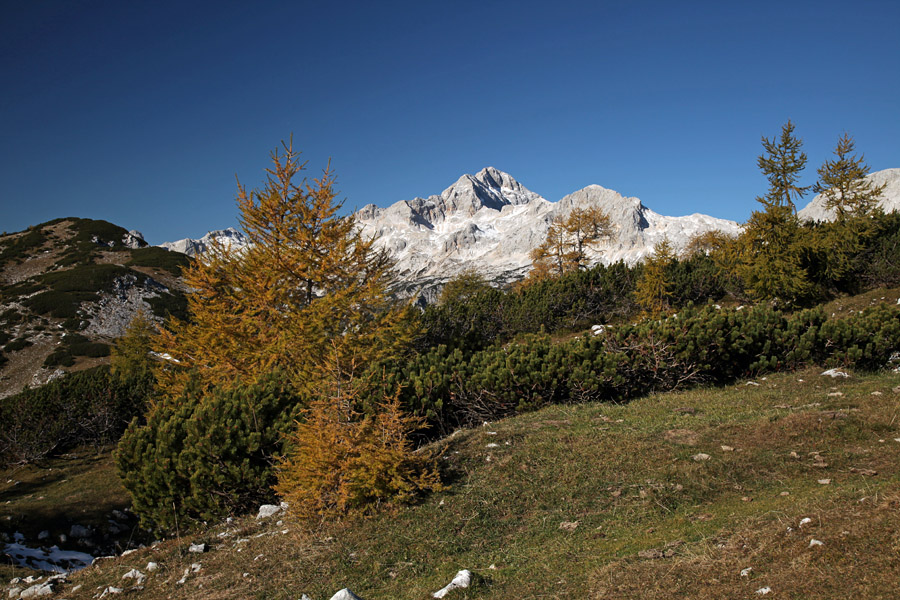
<box><xmin>0</xmin><ymin>366</ymin><xmax>152</xmax><ymax>465</ymax></box>
<box><xmin>382</xmin><ymin>303</ymin><xmax>900</xmax><ymax>435</ymax></box>
<box><xmin>2</xmin><ymin>337</ymin><xmax>32</xmax><ymax>353</ymax></box>
<box><xmin>115</xmin><ymin>372</ymin><xmax>302</xmax><ymax>533</ymax></box>
<box><xmin>126</xmin><ymin>246</ymin><xmax>192</xmax><ymax>275</ymax></box>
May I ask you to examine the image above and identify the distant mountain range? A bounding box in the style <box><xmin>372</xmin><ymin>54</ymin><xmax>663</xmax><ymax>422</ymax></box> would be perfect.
<box><xmin>160</xmin><ymin>168</ymin><xmax>742</xmax><ymax>297</ymax></box>
<box><xmin>159</xmin><ymin>167</ymin><xmax>900</xmax><ymax>299</ymax></box>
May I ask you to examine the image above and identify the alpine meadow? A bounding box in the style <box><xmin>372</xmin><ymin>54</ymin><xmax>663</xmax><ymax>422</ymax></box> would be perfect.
<box><xmin>3</xmin><ymin>121</ymin><xmax>900</xmax><ymax>600</ymax></box>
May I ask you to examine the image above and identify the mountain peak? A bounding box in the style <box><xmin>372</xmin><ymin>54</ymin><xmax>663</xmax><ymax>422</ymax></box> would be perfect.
<box><xmin>437</xmin><ymin>167</ymin><xmax>541</xmax><ymax>216</ymax></box>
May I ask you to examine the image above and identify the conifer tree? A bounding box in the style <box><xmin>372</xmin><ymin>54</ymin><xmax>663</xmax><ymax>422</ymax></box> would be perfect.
<box><xmin>814</xmin><ymin>133</ymin><xmax>885</xmax><ymax>220</ymax></box>
<box><xmin>812</xmin><ymin>133</ymin><xmax>886</xmax><ymax>285</ymax></box>
<box><xmin>110</xmin><ymin>310</ymin><xmax>156</xmax><ymax>382</ymax></box>
<box><xmin>634</xmin><ymin>239</ymin><xmax>675</xmax><ymax>316</ymax></box>
<box><xmin>528</xmin><ymin>207</ymin><xmax>613</xmax><ymax>280</ymax></box>
<box><xmin>154</xmin><ymin>140</ymin><xmax>415</xmax><ymax>401</ymax></box>
<box><xmin>275</xmin><ymin>350</ymin><xmax>441</xmax><ymax>518</ymax></box>
<box><xmin>757</xmin><ymin>120</ymin><xmax>809</xmax><ymax>212</ymax></box>
<box><xmin>740</xmin><ymin>122</ymin><xmax>814</xmax><ymax>305</ymax></box>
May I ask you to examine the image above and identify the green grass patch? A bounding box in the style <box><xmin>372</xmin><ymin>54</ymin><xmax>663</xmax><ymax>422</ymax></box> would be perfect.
<box><xmin>50</xmin><ymin>367</ymin><xmax>900</xmax><ymax>599</ymax></box>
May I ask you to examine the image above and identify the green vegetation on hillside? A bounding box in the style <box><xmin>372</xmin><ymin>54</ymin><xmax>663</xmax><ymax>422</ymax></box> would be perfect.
<box><xmin>0</xmin><ymin>366</ymin><xmax>152</xmax><ymax>466</ymax></box>
<box><xmin>41</xmin><ymin>368</ymin><xmax>900</xmax><ymax>599</ymax></box>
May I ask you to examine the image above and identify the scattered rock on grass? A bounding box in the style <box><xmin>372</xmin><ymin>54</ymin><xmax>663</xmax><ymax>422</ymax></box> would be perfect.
<box><xmin>692</xmin><ymin>453</ymin><xmax>711</xmax><ymax>461</ymax></box>
<box><xmin>330</xmin><ymin>589</ymin><xmax>365</xmax><ymax>600</ymax></box>
<box><xmin>559</xmin><ymin>521</ymin><xmax>579</xmax><ymax>531</ymax></box>
<box><xmin>257</xmin><ymin>504</ymin><xmax>282</xmax><ymax>519</ymax></box>
<box><xmin>821</xmin><ymin>369</ymin><xmax>849</xmax><ymax>378</ymax></box>
<box><xmin>809</xmin><ymin>539</ymin><xmax>824</xmax><ymax>548</ymax></box>
<box><xmin>638</xmin><ymin>541</ymin><xmax>684</xmax><ymax>559</ymax></box>
<box><xmin>850</xmin><ymin>467</ymin><xmax>877</xmax><ymax>476</ymax></box>
<box><xmin>122</xmin><ymin>569</ymin><xmax>145</xmax><ymax>585</ymax></box>
<box><xmin>188</xmin><ymin>542</ymin><xmax>207</xmax><ymax>553</ymax></box>
<box><xmin>432</xmin><ymin>570</ymin><xmax>472</xmax><ymax>598</ymax></box>
<box><xmin>18</xmin><ymin>581</ymin><xmax>55</xmax><ymax>598</ymax></box>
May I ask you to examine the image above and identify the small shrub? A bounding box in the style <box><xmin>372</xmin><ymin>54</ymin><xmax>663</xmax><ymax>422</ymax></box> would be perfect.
<box><xmin>276</xmin><ymin>384</ymin><xmax>441</xmax><ymax>519</ymax></box>
<box><xmin>3</xmin><ymin>337</ymin><xmax>32</xmax><ymax>353</ymax></box>
<box><xmin>115</xmin><ymin>372</ymin><xmax>301</xmax><ymax>532</ymax></box>
<box><xmin>127</xmin><ymin>247</ymin><xmax>191</xmax><ymax>275</ymax></box>
<box><xmin>44</xmin><ymin>348</ymin><xmax>75</xmax><ymax>367</ymax></box>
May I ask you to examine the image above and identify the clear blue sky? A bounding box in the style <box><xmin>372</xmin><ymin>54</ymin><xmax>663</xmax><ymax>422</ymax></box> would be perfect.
<box><xmin>2</xmin><ymin>0</ymin><xmax>899</xmax><ymax>244</ymax></box>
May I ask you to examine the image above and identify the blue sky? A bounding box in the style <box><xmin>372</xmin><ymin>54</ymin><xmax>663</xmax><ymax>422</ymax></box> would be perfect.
<box><xmin>2</xmin><ymin>0</ymin><xmax>899</xmax><ymax>244</ymax></box>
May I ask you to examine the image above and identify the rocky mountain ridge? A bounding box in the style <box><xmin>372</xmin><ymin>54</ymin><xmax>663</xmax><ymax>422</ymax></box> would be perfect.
<box><xmin>162</xmin><ymin>167</ymin><xmax>743</xmax><ymax>298</ymax></box>
<box><xmin>0</xmin><ymin>219</ymin><xmax>189</xmax><ymax>398</ymax></box>
<box><xmin>353</xmin><ymin>167</ymin><xmax>742</xmax><ymax>298</ymax></box>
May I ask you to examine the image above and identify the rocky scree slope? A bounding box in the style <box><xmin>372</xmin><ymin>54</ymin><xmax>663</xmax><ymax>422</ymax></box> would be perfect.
<box><xmin>0</xmin><ymin>218</ymin><xmax>189</xmax><ymax>398</ymax></box>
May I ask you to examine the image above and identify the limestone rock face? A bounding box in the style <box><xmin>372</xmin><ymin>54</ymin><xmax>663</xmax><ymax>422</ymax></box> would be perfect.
<box><xmin>161</xmin><ymin>167</ymin><xmax>743</xmax><ymax>300</ymax></box>
<box><xmin>354</xmin><ymin>167</ymin><xmax>741</xmax><ymax>298</ymax></box>
<box><xmin>159</xmin><ymin>227</ymin><xmax>249</xmax><ymax>257</ymax></box>
<box><xmin>798</xmin><ymin>168</ymin><xmax>900</xmax><ymax>222</ymax></box>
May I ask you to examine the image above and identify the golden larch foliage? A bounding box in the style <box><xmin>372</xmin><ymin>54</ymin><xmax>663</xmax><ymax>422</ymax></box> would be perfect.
<box><xmin>153</xmin><ymin>140</ymin><xmax>416</xmax><ymax>404</ymax></box>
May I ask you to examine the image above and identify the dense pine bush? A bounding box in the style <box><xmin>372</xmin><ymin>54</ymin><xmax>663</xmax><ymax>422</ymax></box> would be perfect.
<box><xmin>0</xmin><ymin>366</ymin><xmax>152</xmax><ymax>465</ymax></box>
<box><xmin>115</xmin><ymin>372</ymin><xmax>302</xmax><ymax>532</ymax></box>
<box><xmin>383</xmin><ymin>303</ymin><xmax>900</xmax><ymax>433</ymax></box>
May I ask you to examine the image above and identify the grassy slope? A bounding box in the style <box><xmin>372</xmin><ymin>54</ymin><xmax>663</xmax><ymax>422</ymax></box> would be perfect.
<box><xmin>32</xmin><ymin>366</ymin><xmax>900</xmax><ymax>600</ymax></box>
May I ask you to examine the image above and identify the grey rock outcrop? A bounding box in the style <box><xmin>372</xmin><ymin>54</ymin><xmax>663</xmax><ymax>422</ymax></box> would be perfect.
<box><xmin>798</xmin><ymin>168</ymin><xmax>900</xmax><ymax>222</ymax></box>
<box><xmin>355</xmin><ymin>167</ymin><xmax>741</xmax><ymax>298</ymax></box>
<box><xmin>159</xmin><ymin>227</ymin><xmax>249</xmax><ymax>257</ymax></box>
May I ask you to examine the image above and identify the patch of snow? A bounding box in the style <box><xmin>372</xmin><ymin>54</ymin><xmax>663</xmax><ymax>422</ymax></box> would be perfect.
<box><xmin>756</xmin><ymin>587</ymin><xmax>772</xmax><ymax>595</ymax></box>
<box><xmin>809</xmin><ymin>539</ymin><xmax>824</xmax><ymax>548</ymax></box>
<box><xmin>740</xmin><ymin>567</ymin><xmax>753</xmax><ymax>577</ymax></box>
<box><xmin>2</xmin><ymin>542</ymin><xmax>94</xmax><ymax>573</ymax></box>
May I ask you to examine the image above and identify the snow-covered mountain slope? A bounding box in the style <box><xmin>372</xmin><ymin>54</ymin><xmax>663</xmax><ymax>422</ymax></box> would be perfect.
<box><xmin>161</xmin><ymin>168</ymin><xmax>742</xmax><ymax>299</ymax></box>
<box><xmin>354</xmin><ymin>167</ymin><xmax>741</xmax><ymax>295</ymax></box>
<box><xmin>159</xmin><ymin>227</ymin><xmax>250</xmax><ymax>257</ymax></box>
<box><xmin>798</xmin><ymin>168</ymin><xmax>900</xmax><ymax>222</ymax></box>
